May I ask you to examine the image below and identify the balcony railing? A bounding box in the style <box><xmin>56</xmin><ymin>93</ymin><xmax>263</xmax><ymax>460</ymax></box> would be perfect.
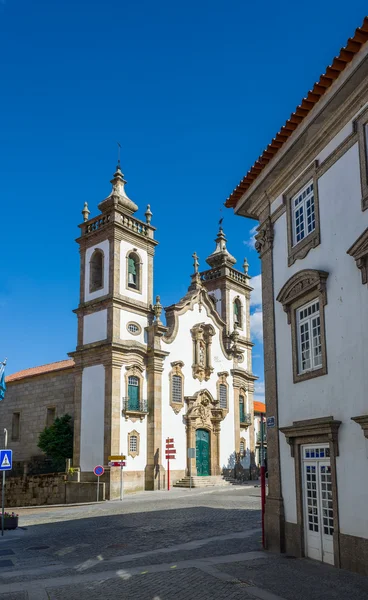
<box><xmin>122</xmin><ymin>398</ymin><xmax>148</xmax><ymax>419</ymax></box>
<box><xmin>256</xmin><ymin>432</ymin><xmax>267</xmax><ymax>444</ymax></box>
<box><xmin>240</xmin><ymin>412</ymin><xmax>252</xmax><ymax>427</ymax></box>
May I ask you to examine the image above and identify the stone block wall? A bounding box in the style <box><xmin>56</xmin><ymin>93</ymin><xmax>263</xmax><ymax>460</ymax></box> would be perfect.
<box><xmin>0</xmin><ymin>368</ymin><xmax>75</xmax><ymax>462</ymax></box>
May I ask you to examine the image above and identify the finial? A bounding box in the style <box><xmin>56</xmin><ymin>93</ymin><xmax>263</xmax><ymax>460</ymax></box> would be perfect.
<box><xmin>145</xmin><ymin>204</ymin><xmax>153</xmax><ymax>225</ymax></box>
<box><xmin>243</xmin><ymin>257</ymin><xmax>249</xmax><ymax>275</ymax></box>
<box><xmin>117</xmin><ymin>141</ymin><xmax>121</xmax><ymax>168</ymax></box>
<box><xmin>192</xmin><ymin>252</ymin><xmax>199</xmax><ymax>274</ymax></box>
<box><xmin>153</xmin><ymin>295</ymin><xmax>163</xmax><ymax>323</ymax></box>
<box><xmin>219</xmin><ymin>216</ymin><xmax>223</xmax><ymax>231</ymax></box>
<box><xmin>82</xmin><ymin>202</ymin><xmax>90</xmax><ymax>222</ymax></box>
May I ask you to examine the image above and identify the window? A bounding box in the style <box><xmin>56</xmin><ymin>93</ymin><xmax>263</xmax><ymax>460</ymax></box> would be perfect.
<box><xmin>46</xmin><ymin>407</ymin><xmax>56</xmax><ymax>427</ymax></box>
<box><xmin>233</xmin><ymin>298</ymin><xmax>242</xmax><ymax>328</ymax></box>
<box><xmin>89</xmin><ymin>249</ymin><xmax>104</xmax><ymax>292</ymax></box>
<box><xmin>172</xmin><ymin>375</ymin><xmax>182</xmax><ymax>403</ymax></box>
<box><xmin>128</xmin><ymin>376</ymin><xmax>139</xmax><ymax>411</ymax></box>
<box><xmin>219</xmin><ymin>384</ymin><xmax>227</xmax><ymax>409</ymax></box>
<box><xmin>129</xmin><ymin>435</ymin><xmax>138</xmax><ymax>453</ymax></box>
<box><xmin>239</xmin><ymin>395</ymin><xmax>245</xmax><ymax>422</ymax></box>
<box><xmin>292</xmin><ymin>182</ymin><xmax>315</xmax><ymax>246</ymax></box>
<box><xmin>297</xmin><ymin>300</ymin><xmax>322</xmax><ymax>374</ymax></box>
<box><xmin>240</xmin><ymin>440</ymin><xmax>245</xmax><ymax>457</ymax></box>
<box><xmin>277</xmin><ymin>269</ymin><xmax>328</xmax><ymax>383</ymax></box>
<box><xmin>284</xmin><ymin>167</ymin><xmax>320</xmax><ymax>266</ymax></box>
<box><xmin>128</xmin><ymin>429</ymin><xmax>140</xmax><ymax>458</ymax></box>
<box><xmin>127</xmin><ymin>252</ymin><xmax>140</xmax><ymax>291</ymax></box>
<box><xmin>12</xmin><ymin>412</ymin><xmax>20</xmax><ymax>441</ymax></box>
<box><xmin>127</xmin><ymin>322</ymin><xmax>141</xmax><ymax>335</ymax></box>
<box><xmin>356</xmin><ymin>107</ymin><xmax>368</xmax><ymax>210</ymax></box>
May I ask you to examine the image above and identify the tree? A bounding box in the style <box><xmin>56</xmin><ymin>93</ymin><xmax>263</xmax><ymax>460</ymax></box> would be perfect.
<box><xmin>38</xmin><ymin>414</ymin><xmax>73</xmax><ymax>471</ymax></box>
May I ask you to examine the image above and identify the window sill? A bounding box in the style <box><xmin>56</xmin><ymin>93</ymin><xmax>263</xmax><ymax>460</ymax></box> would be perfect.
<box><xmin>288</xmin><ymin>230</ymin><xmax>320</xmax><ymax>267</ymax></box>
<box><xmin>293</xmin><ymin>364</ymin><xmax>327</xmax><ymax>384</ymax></box>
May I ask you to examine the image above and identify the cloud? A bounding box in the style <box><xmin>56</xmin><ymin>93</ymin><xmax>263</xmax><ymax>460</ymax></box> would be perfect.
<box><xmin>250</xmin><ymin>274</ymin><xmax>262</xmax><ymax>306</ymax></box>
<box><xmin>244</xmin><ymin>225</ymin><xmax>258</xmax><ymax>249</ymax></box>
<box><xmin>254</xmin><ymin>380</ymin><xmax>265</xmax><ymax>404</ymax></box>
<box><xmin>250</xmin><ymin>309</ymin><xmax>263</xmax><ymax>342</ymax></box>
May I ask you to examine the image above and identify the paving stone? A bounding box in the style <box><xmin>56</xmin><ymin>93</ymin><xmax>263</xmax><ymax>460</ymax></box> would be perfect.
<box><xmin>0</xmin><ymin>560</ymin><xmax>14</xmax><ymax>568</ymax></box>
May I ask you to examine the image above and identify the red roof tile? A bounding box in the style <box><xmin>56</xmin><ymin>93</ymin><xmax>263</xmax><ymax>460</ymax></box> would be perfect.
<box><xmin>6</xmin><ymin>359</ymin><xmax>75</xmax><ymax>383</ymax></box>
<box><xmin>225</xmin><ymin>17</ymin><xmax>368</xmax><ymax>208</ymax></box>
<box><xmin>254</xmin><ymin>401</ymin><xmax>266</xmax><ymax>414</ymax></box>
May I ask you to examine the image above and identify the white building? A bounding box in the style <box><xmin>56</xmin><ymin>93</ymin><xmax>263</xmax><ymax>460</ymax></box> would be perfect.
<box><xmin>226</xmin><ymin>18</ymin><xmax>368</xmax><ymax>575</ymax></box>
<box><xmin>70</xmin><ymin>163</ymin><xmax>257</xmax><ymax>496</ymax></box>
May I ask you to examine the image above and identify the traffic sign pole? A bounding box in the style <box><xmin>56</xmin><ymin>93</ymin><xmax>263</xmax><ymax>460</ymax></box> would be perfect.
<box><xmin>120</xmin><ymin>465</ymin><xmax>123</xmax><ymax>501</ymax></box>
<box><xmin>2</xmin><ymin>429</ymin><xmax>8</xmax><ymax>537</ymax></box>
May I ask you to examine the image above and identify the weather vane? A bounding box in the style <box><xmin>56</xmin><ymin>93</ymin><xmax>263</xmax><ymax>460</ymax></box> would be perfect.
<box><xmin>117</xmin><ymin>141</ymin><xmax>121</xmax><ymax>166</ymax></box>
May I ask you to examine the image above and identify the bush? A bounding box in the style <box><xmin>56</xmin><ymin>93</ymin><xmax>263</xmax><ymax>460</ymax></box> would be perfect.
<box><xmin>38</xmin><ymin>414</ymin><xmax>73</xmax><ymax>472</ymax></box>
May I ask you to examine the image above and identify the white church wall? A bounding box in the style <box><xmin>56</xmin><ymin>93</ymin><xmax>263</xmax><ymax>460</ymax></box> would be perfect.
<box><xmin>83</xmin><ymin>309</ymin><xmax>107</xmax><ymax>345</ymax></box>
<box><xmin>120</xmin><ymin>240</ymin><xmax>148</xmax><ymax>304</ymax></box>
<box><xmin>119</xmin><ymin>366</ymin><xmax>148</xmax><ymax>472</ymax></box>
<box><xmin>84</xmin><ymin>240</ymin><xmax>110</xmax><ymax>302</ymax></box>
<box><xmin>273</xmin><ymin>141</ymin><xmax>368</xmax><ymax>539</ymax></box>
<box><xmin>120</xmin><ymin>309</ymin><xmax>148</xmax><ymax>345</ymax></box>
<box><xmin>80</xmin><ymin>365</ymin><xmax>105</xmax><ymax>472</ymax></box>
<box><xmin>162</xmin><ymin>301</ymin><xmax>236</xmax><ymax>472</ymax></box>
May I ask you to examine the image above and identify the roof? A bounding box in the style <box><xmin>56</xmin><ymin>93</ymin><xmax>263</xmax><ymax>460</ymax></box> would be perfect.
<box><xmin>254</xmin><ymin>400</ymin><xmax>266</xmax><ymax>413</ymax></box>
<box><xmin>225</xmin><ymin>17</ymin><xmax>368</xmax><ymax>209</ymax></box>
<box><xmin>6</xmin><ymin>359</ymin><xmax>75</xmax><ymax>383</ymax></box>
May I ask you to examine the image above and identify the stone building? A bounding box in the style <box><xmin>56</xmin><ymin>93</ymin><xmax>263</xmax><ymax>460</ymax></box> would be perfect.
<box><xmin>3</xmin><ymin>164</ymin><xmax>258</xmax><ymax>496</ymax></box>
<box><xmin>225</xmin><ymin>18</ymin><xmax>368</xmax><ymax>575</ymax></box>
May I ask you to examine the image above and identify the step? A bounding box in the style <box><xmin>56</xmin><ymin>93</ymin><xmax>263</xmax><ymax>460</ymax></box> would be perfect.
<box><xmin>173</xmin><ymin>476</ymin><xmax>231</xmax><ymax>488</ymax></box>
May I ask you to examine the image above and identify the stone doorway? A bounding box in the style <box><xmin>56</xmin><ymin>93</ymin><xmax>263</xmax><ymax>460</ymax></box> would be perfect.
<box><xmin>196</xmin><ymin>429</ymin><xmax>210</xmax><ymax>476</ymax></box>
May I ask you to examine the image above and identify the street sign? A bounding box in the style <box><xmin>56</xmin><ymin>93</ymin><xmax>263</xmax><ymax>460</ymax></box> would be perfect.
<box><xmin>187</xmin><ymin>448</ymin><xmax>196</xmax><ymax>458</ymax></box>
<box><xmin>166</xmin><ymin>438</ymin><xmax>174</xmax><ymax>444</ymax></box>
<box><xmin>108</xmin><ymin>461</ymin><xmax>126</xmax><ymax>467</ymax></box>
<box><xmin>108</xmin><ymin>455</ymin><xmax>126</xmax><ymax>461</ymax></box>
<box><xmin>94</xmin><ymin>465</ymin><xmax>104</xmax><ymax>477</ymax></box>
<box><xmin>165</xmin><ymin>454</ymin><xmax>176</xmax><ymax>460</ymax></box>
<box><xmin>0</xmin><ymin>450</ymin><xmax>12</xmax><ymax>471</ymax></box>
<box><xmin>267</xmin><ymin>417</ymin><xmax>276</xmax><ymax>428</ymax></box>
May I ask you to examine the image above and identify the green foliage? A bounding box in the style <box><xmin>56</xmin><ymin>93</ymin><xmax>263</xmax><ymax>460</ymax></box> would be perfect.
<box><xmin>38</xmin><ymin>414</ymin><xmax>73</xmax><ymax>471</ymax></box>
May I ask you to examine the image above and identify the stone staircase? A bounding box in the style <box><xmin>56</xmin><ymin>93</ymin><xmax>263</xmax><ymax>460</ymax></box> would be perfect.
<box><xmin>173</xmin><ymin>475</ymin><xmax>231</xmax><ymax>488</ymax></box>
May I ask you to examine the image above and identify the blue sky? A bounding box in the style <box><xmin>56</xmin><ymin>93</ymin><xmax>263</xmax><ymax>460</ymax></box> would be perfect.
<box><xmin>1</xmin><ymin>2</ymin><xmax>367</xmax><ymax>402</ymax></box>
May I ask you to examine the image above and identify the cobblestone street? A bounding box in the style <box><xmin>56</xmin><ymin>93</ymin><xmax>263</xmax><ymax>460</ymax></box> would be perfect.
<box><xmin>0</xmin><ymin>486</ymin><xmax>366</xmax><ymax>599</ymax></box>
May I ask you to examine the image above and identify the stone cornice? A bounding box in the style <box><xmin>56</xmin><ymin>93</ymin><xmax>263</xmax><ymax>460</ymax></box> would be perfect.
<box><xmin>347</xmin><ymin>227</ymin><xmax>368</xmax><ymax>285</ymax></box>
<box><xmin>276</xmin><ymin>269</ymin><xmax>329</xmax><ymax>324</ymax></box>
<box><xmin>351</xmin><ymin>415</ymin><xmax>368</xmax><ymax>439</ymax></box>
<box><xmin>280</xmin><ymin>416</ymin><xmax>341</xmax><ymax>457</ymax></box>
<box><xmin>255</xmin><ymin>218</ymin><xmax>273</xmax><ymax>257</ymax></box>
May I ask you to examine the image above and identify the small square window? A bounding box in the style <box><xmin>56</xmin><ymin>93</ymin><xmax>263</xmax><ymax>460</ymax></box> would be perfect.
<box><xmin>46</xmin><ymin>407</ymin><xmax>56</xmax><ymax>427</ymax></box>
<box><xmin>12</xmin><ymin>413</ymin><xmax>20</xmax><ymax>441</ymax></box>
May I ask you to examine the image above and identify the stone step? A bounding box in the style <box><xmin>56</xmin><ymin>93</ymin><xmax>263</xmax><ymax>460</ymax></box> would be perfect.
<box><xmin>173</xmin><ymin>476</ymin><xmax>231</xmax><ymax>488</ymax></box>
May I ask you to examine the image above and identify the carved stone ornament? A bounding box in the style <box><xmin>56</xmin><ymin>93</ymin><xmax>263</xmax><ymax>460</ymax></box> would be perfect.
<box><xmin>255</xmin><ymin>217</ymin><xmax>274</xmax><ymax>258</ymax></box>
<box><xmin>169</xmin><ymin>361</ymin><xmax>185</xmax><ymax>414</ymax></box>
<box><xmin>185</xmin><ymin>390</ymin><xmax>224</xmax><ymax>430</ymax></box>
<box><xmin>191</xmin><ymin>323</ymin><xmax>215</xmax><ymax>382</ymax></box>
<box><xmin>351</xmin><ymin>415</ymin><xmax>368</xmax><ymax>439</ymax></box>
<box><xmin>276</xmin><ymin>269</ymin><xmax>329</xmax><ymax>324</ymax></box>
<box><xmin>347</xmin><ymin>227</ymin><xmax>368</xmax><ymax>285</ymax></box>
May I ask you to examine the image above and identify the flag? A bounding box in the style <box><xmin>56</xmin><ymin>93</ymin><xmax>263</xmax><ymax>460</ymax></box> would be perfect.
<box><xmin>0</xmin><ymin>361</ymin><xmax>6</xmax><ymax>401</ymax></box>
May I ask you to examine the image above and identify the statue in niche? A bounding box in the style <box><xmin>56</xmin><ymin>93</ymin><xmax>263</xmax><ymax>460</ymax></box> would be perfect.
<box><xmin>199</xmin><ymin>342</ymin><xmax>205</xmax><ymax>366</ymax></box>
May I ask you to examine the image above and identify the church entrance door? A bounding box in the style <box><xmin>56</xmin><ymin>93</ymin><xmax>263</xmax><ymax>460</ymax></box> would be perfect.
<box><xmin>196</xmin><ymin>429</ymin><xmax>210</xmax><ymax>476</ymax></box>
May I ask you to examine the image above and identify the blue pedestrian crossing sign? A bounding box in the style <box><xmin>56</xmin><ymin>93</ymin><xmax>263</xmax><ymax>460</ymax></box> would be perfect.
<box><xmin>0</xmin><ymin>450</ymin><xmax>12</xmax><ymax>471</ymax></box>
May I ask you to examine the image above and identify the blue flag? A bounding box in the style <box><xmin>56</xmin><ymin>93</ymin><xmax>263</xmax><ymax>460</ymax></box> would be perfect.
<box><xmin>0</xmin><ymin>363</ymin><xmax>6</xmax><ymax>400</ymax></box>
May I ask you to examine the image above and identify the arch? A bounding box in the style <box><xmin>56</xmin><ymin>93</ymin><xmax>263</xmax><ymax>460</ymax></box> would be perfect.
<box><xmin>126</xmin><ymin>251</ymin><xmax>141</xmax><ymax>291</ymax></box>
<box><xmin>233</xmin><ymin>297</ymin><xmax>243</xmax><ymax>328</ymax></box>
<box><xmin>89</xmin><ymin>249</ymin><xmax>104</xmax><ymax>293</ymax></box>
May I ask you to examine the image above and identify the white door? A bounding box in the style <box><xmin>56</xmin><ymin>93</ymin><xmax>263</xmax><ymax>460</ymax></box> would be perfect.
<box><xmin>302</xmin><ymin>445</ymin><xmax>334</xmax><ymax>565</ymax></box>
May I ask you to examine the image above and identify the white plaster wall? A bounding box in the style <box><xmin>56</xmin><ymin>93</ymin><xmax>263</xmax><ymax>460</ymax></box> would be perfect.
<box><xmin>83</xmin><ymin>309</ymin><xmax>107</xmax><ymax>345</ymax></box>
<box><xmin>80</xmin><ymin>365</ymin><xmax>105</xmax><ymax>472</ymax></box>
<box><xmin>120</xmin><ymin>366</ymin><xmax>148</xmax><ymax>472</ymax></box>
<box><xmin>120</xmin><ymin>309</ymin><xmax>148</xmax><ymax>345</ymax></box>
<box><xmin>84</xmin><ymin>240</ymin><xmax>110</xmax><ymax>302</ymax></box>
<box><xmin>229</xmin><ymin>288</ymin><xmax>247</xmax><ymax>336</ymax></box>
<box><xmin>162</xmin><ymin>301</ymin><xmax>236</xmax><ymax>473</ymax></box>
<box><xmin>273</xmin><ymin>142</ymin><xmax>368</xmax><ymax>537</ymax></box>
<box><xmin>120</xmin><ymin>240</ymin><xmax>148</xmax><ymax>304</ymax></box>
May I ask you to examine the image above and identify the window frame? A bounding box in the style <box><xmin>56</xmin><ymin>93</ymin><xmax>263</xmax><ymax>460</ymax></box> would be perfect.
<box><xmin>89</xmin><ymin>248</ymin><xmax>104</xmax><ymax>293</ymax></box>
<box><xmin>169</xmin><ymin>361</ymin><xmax>184</xmax><ymax>414</ymax></box>
<box><xmin>128</xmin><ymin>429</ymin><xmax>140</xmax><ymax>458</ymax></box>
<box><xmin>126</xmin><ymin>251</ymin><xmax>142</xmax><ymax>293</ymax></box>
<box><xmin>233</xmin><ymin>297</ymin><xmax>243</xmax><ymax>329</ymax></box>
<box><xmin>216</xmin><ymin>371</ymin><xmax>229</xmax><ymax>415</ymax></box>
<box><xmin>284</xmin><ymin>165</ymin><xmax>321</xmax><ymax>267</ymax></box>
<box><xmin>276</xmin><ymin>269</ymin><xmax>328</xmax><ymax>384</ymax></box>
<box><xmin>296</xmin><ymin>299</ymin><xmax>323</xmax><ymax>375</ymax></box>
<box><xmin>356</xmin><ymin>106</ymin><xmax>368</xmax><ymax>211</ymax></box>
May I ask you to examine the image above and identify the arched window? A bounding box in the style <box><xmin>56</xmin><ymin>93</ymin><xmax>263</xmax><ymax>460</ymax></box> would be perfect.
<box><xmin>128</xmin><ymin>376</ymin><xmax>140</xmax><ymax>410</ymax></box>
<box><xmin>89</xmin><ymin>249</ymin><xmax>104</xmax><ymax>292</ymax></box>
<box><xmin>127</xmin><ymin>252</ymin><xmax>140</xmax><ymax>290</ymax></box>
<box><xmin>233</xmin><ymin>298</ymin><xmax>242</xmax><ymax>328</ymax></box>
<box><xmin>239</xmin><ymin>393</ymin><xmax>245</xmax><ymax>423</ymax></box>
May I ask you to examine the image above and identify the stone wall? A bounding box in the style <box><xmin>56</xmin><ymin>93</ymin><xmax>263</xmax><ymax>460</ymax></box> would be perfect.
<box><xmin>0</xmin><ymin>473</ymin><xmax>105</xmax><ymax>507</ymax></box>
<box><xmin>0</xmin><ymin>368</ymin><xmax>75</xmax><ymax>462</ymax></box>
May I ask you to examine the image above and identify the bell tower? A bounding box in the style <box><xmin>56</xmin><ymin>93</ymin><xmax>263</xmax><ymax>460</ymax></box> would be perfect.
<box><xmin>70</xmin><ymin>163</ymin><xmax>158</xmax><ymax>498</ymax></box>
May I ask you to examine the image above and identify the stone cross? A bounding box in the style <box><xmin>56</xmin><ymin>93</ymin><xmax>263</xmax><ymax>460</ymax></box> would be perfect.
<box><xmin>192</xmin><ymin>252</ymin><xmax>199</xmax><ymax>273</ymax></box>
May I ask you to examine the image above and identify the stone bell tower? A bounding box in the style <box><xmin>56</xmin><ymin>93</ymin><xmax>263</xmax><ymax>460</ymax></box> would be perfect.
<box><xmin>70</xmin><ymin>163</ymin><xmax>158</xmax><ymax>498</ymax></box>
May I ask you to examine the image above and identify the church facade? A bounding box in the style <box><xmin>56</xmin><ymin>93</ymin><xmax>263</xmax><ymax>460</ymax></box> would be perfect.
<box><xmin>3</xmin><ymin>165</ymin><xmax>257</xmax><ymax>498</ymax></box>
